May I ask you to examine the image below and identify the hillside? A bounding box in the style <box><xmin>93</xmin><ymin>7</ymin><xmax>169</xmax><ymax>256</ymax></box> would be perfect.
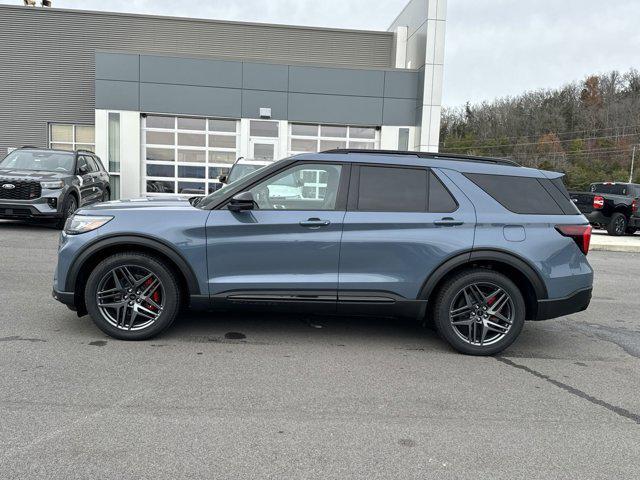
<box><xmin>440</xmin><ymin>69</ymin><xmax>640</xmax><ymax>190</ymax></box>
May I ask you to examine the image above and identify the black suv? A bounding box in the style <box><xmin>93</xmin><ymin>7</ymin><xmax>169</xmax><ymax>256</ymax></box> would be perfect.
<box><xmin>0</xmin><ymin>147</ymin><xmax>110</xmax><ymax>228</ymax></box>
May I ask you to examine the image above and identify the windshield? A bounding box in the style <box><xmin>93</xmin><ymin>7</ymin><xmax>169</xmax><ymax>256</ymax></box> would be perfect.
<box><xmin>0</xmin><ymin>150</ymin><xmax>75</xmax><ymax>173</ymax></box>
<box><xmin>199</xmin><ymin>159</ymin><xmax>285</xmax><ymax>209</ymax></box>
<box><xmin>228</xmin><ymin>163</ymin><xmax>267</xmax><ymax>183</ymax></box>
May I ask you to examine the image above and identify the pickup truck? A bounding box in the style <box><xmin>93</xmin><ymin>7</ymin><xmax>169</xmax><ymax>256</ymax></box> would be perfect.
<box><xmin>570</xmin><ymin>182</ymin><xmax>640</xmax><ymax>236</ymax></box>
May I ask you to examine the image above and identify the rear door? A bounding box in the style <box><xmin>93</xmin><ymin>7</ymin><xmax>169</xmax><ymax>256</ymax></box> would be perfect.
<box><xmin>338</xmin><ymin>165</ymin><xmax>476</xmax><ymax>305</ymax></box>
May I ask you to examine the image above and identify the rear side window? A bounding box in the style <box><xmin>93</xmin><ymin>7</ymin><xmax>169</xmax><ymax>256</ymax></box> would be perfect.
<box><xmin>357</xmin><ymin>166</ymin><xmax>427</xmax><ymax>212</ymax></box>
<box><xmin>544</xmin><ymin>177</ymin><xmax>580</xmax><ymax>214</ymax></box>
<box><xmin>466</xmin><ymin>173</ymin><xmax>572</xmax><ymax>215</ymax></box>
<box><xmin>429</xmin><ymin>171</ymin><xmax>457</xmax><ymax>212</ymax></box>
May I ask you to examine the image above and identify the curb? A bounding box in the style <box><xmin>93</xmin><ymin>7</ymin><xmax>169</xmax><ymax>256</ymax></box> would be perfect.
<box><xmin>590</xmin><ymin>244</ymin><xmax>640</xmax><ymax>253</ymax></box>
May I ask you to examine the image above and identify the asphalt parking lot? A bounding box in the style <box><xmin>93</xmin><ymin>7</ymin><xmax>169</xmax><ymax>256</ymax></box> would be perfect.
<box><xmin>1</xmin><ymin>221</ymin><xmax>639</xmax><ymax>479</ymax></box>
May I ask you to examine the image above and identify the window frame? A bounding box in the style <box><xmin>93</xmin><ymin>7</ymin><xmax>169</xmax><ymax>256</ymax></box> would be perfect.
<box><xmin>346</xmin><ymin>164</ymin><xmax>459</xmax><ymax>213</ymax></box>
<box><xmin>48</xmin><ymin>123</ymin><xmax>95</xmax><ymax>152</ymax></box>
<box><xmin>217</xmin><ymin>160</ymin><xmax>351</xmax><ymax>212</ymax></box>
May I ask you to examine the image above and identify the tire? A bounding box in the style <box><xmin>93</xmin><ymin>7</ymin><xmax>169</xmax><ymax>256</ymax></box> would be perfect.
<box><xmin>432</xmin><ymin>269</ymin><xmax>525</xmax><ymax>356</ymax></box>
<box><xmin>607</xmin><ymin>212</ymin><xmax>627</xmax><ymax>236</ymax></box>
<box><xmin>102</xmin><ymin>189</ymin><xmax>110</xmax><ymax>202</ymax></box>
<box><xmin>55</xmin><ymin>194</ymin><xmax>77</xmax><ymax>229</ymax></box>
<box><xmin>84</xmin><ymin>252</ymin><xmax>181</xmax><ymax>340</ymax></box>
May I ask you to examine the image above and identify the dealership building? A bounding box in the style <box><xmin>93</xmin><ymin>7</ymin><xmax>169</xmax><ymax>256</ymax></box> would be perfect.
<box><xmin>0</xmin><ymin>0</ymin><xmax>446</xmax><ymax>199</ymax></box>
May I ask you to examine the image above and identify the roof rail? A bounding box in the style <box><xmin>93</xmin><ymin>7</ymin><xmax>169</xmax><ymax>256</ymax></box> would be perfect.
<box><xmin>76</xmin><ymin>149</ymin><xmax>95</xmax><ymax>154</ymax></box>
<box><xmin>19</xmin><ymin>145</ymin><xmax>40</xmax><ymax>149</ymax></box>
<box><xmin>321</xmin><ymin>149</ymin><xmax>521</xmax><ymax>167</ymax></box>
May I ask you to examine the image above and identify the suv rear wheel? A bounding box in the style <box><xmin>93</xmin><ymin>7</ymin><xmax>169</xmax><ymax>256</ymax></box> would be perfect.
<box><xmin>433</xmin><ymin>269</ymin><xmax>525</xmax><ymax>355</ymax></box>
<box><xmin>84</xmin><ymin>252</ymin><xmax>181</xmax><ymax>340</ymax></box>
<box><xmin>607</xmin><ymin>212</ymin><xmax>627</xmax><ymax>236</ymax></box>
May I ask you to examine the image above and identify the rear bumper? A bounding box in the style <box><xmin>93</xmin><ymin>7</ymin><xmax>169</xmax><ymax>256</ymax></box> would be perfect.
<box><xmin>629</xmin><ymin>217</ymin><xmax>640</xmax><ymax>228</ymax></box>
<box><xmin>533</xmin><ymin>287</ymin><xmax>592</xmax><ymax>320</ymax></box>
<box><xmin>584</xmin><ymin>211</ymin><xmax>610</xmax><ymax>226</ymax></box>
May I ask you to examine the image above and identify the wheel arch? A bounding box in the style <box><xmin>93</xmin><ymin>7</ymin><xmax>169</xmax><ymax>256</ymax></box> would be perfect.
<box><xmin>66</xmin><ymin>234</ymin><xmax>201</xmax><ymax>313</ymax></box>
<box><xmin>420</xmin><ymin>249</ymin><xmax>548</xmax><ymax>320</ymax></box>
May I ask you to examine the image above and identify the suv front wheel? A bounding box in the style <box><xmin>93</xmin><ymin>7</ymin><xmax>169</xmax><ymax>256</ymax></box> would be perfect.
<box><xmin>84</xmin><ymin>252</ymin><xmax>181</xmax><ymax>340</ymax></box>
<box><xmin>433</xmin><ymin>269</ymin><xmax>525</xmax><ymax>355</ymax></box>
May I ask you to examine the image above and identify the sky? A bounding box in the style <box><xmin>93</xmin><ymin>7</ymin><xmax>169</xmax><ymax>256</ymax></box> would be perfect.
<box><xmin>5</xmin><ymin>0</ymin><xmax>639</xmax><ymax>107</ymax></box>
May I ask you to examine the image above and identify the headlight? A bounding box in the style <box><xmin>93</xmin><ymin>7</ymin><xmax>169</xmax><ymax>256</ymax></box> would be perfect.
<box><xmin>64</xmin><ymin>215</ymin><xmax>113</xmax><ymax>235</ymax></box>
<box><xmin>41</xmin><ymin>180</ymin><xmax>64</xmax><ymax>189</ymax></box>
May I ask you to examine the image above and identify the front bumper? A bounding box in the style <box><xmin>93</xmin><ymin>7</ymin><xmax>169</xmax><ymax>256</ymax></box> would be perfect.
<box><xmin>533</xmin><ymin>287</ymin><xmax>592</xmax><ymax>320</ymax></box>
<box><xmin>52</xmin><ymin>287</ymin><xmax>75</xmax><ymax>307</ymax></box>
<box><xmin>0</xmin><ymin>202</ymin><xmax>62</xmax><ymax>219</ymax></box>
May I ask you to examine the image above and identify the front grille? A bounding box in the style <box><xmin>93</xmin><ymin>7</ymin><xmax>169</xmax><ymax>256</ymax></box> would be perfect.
<box><xmin>0</xmin><ymin>179</ymin><xmax>41</xmax><ymax>200</ymax></box>
<box><xmin>1</xmin><ymin>208</ymin><xmax>31</xmax><ymax>217</ymax></box>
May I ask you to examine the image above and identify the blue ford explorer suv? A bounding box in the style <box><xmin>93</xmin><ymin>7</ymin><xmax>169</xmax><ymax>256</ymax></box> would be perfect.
<box><xmin>53</xmin><ymin>150</ymin><xmax>593</xmax><ymax>355</ymax></box>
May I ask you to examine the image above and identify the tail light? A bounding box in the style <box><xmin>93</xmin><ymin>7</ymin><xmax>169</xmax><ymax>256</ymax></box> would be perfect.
<box><xmin>556</xmin><ymin>224</ymin><xmax>592</xmax><ymax>255</ymax></box>
<box><xmin>593</xmin><ymin>196</ymin><xmax>604</xmax><ymax>209</ymax></box>
<box><xmin>633</xmin><ymin>199</ymin><xmax>638</xmax><ymax>215</ymax></box>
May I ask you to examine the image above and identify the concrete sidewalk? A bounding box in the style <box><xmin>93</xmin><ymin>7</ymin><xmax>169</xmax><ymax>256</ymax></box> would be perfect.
<box><xmin>590</xmin><ymin>229</ymin><xmax>640</xmax><ymax>253</ymax></box>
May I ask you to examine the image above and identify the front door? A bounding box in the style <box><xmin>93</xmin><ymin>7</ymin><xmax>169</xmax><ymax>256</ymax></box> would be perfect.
<box><xmin>76</xmin><ymin>156</ymin><xmax>96</xmax><ymax>205</ymax></box>
<box><xmin>205</xmin><ymin>161</ymin><xmax>348</xmax><ymax>309</ymax></box>
<box><xmin>250</xmin><ymin>138</ymin><xmax>279</xmax><ymax>161</ymax></box>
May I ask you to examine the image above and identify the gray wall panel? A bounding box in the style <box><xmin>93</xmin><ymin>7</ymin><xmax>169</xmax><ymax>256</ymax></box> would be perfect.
<box><xmin>95</xmin><ymin>52</ymin><xmax>139</xmax><ymax>81</ymax></box>
<box><xmin>289</xmin><ymin>66</ymin><xmax>385</xmax><ymax>97</ymax></box>
<box><xmin>95</xmin><ymin>80</ymin><xmax>139</xmax><ymax>110</ymax></box>
<box><xmin>242</xmin><ymin>63</ymin><xmax>288</xmax><ymax>91</ymax></box>
<box><xmin>384</xmin><ymin>70</ymin><xmax>420</xmax><ymax>99</ymax></box>
<box><xmin>0</xmin><ymin>4</ymin><xmax>394</xmax><ymax>154</ymax></box>
<box><xmin>288</xmin><ymin>93</ymin><xmax>383</xmax><ymax>126</ymax></box>
<box><xmin>241</xmin><ymin>90</ymin><xmax>288</xmax><ymax>119</ymax></box>
<box><xmin>140</xmin><ymin>83</ymin><xmax>241</xmax><ymax>118</ymax></box>
<box><xmin>382</xmin><ymin>98</ymin><xmax>417</xmax><ymax>126</ymax></box>
<box><xmin>140</xmin><ymin>55</ymin><xmax>242</xmax><ymax>88</ymax></box>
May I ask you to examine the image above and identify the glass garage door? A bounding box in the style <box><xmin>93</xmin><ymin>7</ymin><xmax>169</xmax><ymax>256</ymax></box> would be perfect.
<box><xmin>288</xmin><ymin>123</ymin><xmax>379</xmax><ymax>155</ymax></box>
<box><xmin>288</xmin><ymin>124</ymin><xmax>379</xmax><ymax>197</ymax></box>
<box><xmin>143</xmin><ymin>115</ymin><xmax>239</xmax><ymax>196</ymax></box>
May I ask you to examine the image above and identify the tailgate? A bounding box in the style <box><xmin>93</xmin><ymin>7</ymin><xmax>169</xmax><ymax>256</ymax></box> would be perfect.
<box><xmin>569</xmin><ymin>192</ymin><xmax>595</xmax><ymax>214</ymax></box>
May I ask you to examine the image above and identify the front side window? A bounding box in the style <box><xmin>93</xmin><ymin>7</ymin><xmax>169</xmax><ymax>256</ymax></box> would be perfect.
<box><xmin>249</xmin><ymin>163</ymin><xmax>343</xmax><ymax>211</ymax></box>
<box><xmin>0</xmin><ymin>149</ymin><xmax>75</xmax><ymax>173</ymax></box>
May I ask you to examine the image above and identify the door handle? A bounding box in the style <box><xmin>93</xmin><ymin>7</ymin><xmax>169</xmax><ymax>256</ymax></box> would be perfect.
<box><xmin>434</xmin><ymin>217</ymin><xmax>463</xmax><ymax>227</ymax></box>
<box><xmin>299</xmin><ymin>218</ymin><xmax>331</xmax><ymax>228</ymax></box>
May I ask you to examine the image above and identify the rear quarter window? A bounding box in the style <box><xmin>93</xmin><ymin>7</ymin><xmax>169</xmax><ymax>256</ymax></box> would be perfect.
<box><xmin>465</xmin><ymin>173</ymin><xmax>576</xmax><ymax>215</ymax></box>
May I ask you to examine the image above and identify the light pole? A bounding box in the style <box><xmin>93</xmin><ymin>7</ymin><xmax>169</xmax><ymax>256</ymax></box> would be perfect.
<box><xmin>630</xmin><ymin>145</ymin><xmax>637</xmax><ymax>183</ymax></box>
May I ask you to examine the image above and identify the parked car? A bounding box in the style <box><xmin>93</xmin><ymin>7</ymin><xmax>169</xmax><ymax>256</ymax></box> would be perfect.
<box><xmin>0</xmin><ymin>147</ymin><xmax>110</xmax><ymax>228</ymax></box>
<box><xmin>570</xmin><ymin>182</ymin><xmax>640</xmax><ymax>236</ymax></box>
<box><xmin>53</xmin><ymin>149</ymin><xmax>593</xmax><ymax>355</ymax></box>
<box><xmin>219</xmin><ymin>157</ymin><xmax>271</xmax><ymax>184</ymax></box>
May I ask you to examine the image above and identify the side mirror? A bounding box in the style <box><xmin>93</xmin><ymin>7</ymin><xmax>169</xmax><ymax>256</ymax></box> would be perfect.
<box><xmin>78</xmin><ymin>164</ymin><xmax>88</xmax><ymax>175</ymax></box>
<box><xmin>228</xmin><ymin>191</ymin><xmax>255</xmax><ymax>212</ymax></box>
<box><xmin>218</xmin><ymin>174</ymin><xmax>228</xmax><ymax>184</ymax></box>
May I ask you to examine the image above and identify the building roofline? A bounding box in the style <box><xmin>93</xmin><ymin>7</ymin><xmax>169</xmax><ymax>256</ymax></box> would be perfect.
<box><xmin>0</xmin><ymin>4</ymin><xmax>394</xmax><ymax>37</ymax></box>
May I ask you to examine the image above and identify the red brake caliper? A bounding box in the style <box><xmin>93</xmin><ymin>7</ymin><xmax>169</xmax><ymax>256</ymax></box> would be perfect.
<box><xmin>144</xmin><ymin>278</ymin><xmax>160</xmax><ymax>311</ymax></box>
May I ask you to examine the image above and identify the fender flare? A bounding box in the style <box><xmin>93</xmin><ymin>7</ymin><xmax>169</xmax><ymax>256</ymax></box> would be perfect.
<box><xmin>65</xmin><ymin>234</ymin><xmax>201</xmax><ymax>295</ymax></box>
<box><xmin>419</xmin><ymin>248</ymin><xmax>548</xmax><ymax>301</ymax></box>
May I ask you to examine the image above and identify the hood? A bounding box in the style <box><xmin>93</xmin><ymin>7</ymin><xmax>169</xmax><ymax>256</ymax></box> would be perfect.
<box><xmin>76</xmin><ymin>196</ymin><xmax>196</xmax><ymax>214</ymax></box>
<box><xmin>0</xmin><ymin>169</ymin><xmax>69</xmax><ymax>181</ymax></box>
